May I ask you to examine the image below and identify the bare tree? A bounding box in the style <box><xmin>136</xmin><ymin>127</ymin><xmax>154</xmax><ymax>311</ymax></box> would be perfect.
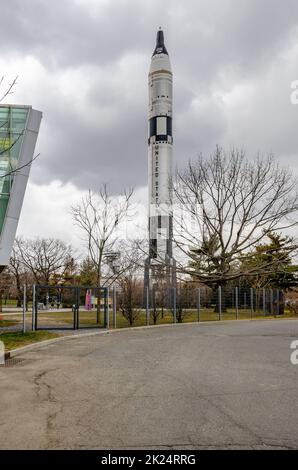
<box><xmin>150</xmin><ymin>266</ymin><xmax>170</xmax><ymax>319</ymax></box>
<box><xmin>58</xmin><ymin>252</ymin><xmax>79</xmax><ymax>285</ymax></box>
<box><xmin>71</xmin><ymin>184</ymin><xmax>133</xmax><ymax>320</ymax></box>
<box><xmin>172</xmin><ymin>147</ymin><xmax>298</xmax><ymax>285</ymax></box>
<box><xmin>150</xmin><ymin>286</ymin><xmax>162</xmax><ymax>325</ymax></box>
<box><xmin>118</xmin><ymin>275</ymin><xmax>143</xmax><ymax>326</ymax></box>
<box><xmin>9</xmin><ymin>243</ymin><xmax>30</xmax><ymax>307</ymax></box>
<box><xmin>15</xmin><ymin>237</ymin><xmax>74</xmax><ymax>285</ymax></box>
<box><xmin>0</xmin><ymin>268</ymin><xmax>13</xmax><ymax>313</ymax></box>
<box><xmin>116</xmin><ymin>240</ymin><xmax>145</xmax><ymax>326</ymax></box>
<box><xmin>71</xmin><ymin>184</ymin><xmax>134</xmax><ymax>288</ymax></box>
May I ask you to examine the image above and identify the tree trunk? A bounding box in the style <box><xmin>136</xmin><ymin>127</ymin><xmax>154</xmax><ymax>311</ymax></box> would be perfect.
<box><xmin>96</xmin><ymin>276</ymin><xmax>101</xmax><ymax>324</ymax></box>
<box><xmin>153</xmin><ymin>306</ymin><xmax>157</xmax><ymax>325</ymax></box>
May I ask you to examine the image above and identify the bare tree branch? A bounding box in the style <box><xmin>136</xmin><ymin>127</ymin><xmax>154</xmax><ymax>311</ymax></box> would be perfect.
<box><xmin>71</xmin><ymin>184</ymin><xmax>134</xmax><ymax>289</ymax></box>
<box><xmin>0</xmin><ymin>76</ymin><xmax>40</xmax><ymax>179</ymax></box>
<box><xmin>0</xmin><ymin>153</ymin><xmax>40</xmax><ymax>179</ymax></box>
<box><xmin>170</xmin><ymin>147</ymin><xmax>298</xmax><ymax>285</ymax></box>
<box><xmin>0</xmin><ymin>75</ymin><xmax>18</xmax><ymax>103</ymax></box>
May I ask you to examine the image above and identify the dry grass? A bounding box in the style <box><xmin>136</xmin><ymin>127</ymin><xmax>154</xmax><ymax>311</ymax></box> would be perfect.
<box><xmin>0</xmin><ymin>331</ymin><xmax>60</xmax><ymax>351</ymax></box>
<box><xmin>1</xmin><ymin>307</ymin><xmax>297</xmax><ymax>332</ymax></box>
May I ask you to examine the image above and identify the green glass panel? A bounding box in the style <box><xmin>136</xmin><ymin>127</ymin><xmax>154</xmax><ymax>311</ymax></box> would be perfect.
<box><xmin>0</xmin><ymin>106</ymin><xmax>28</xmax><ymax>235</ymax></box>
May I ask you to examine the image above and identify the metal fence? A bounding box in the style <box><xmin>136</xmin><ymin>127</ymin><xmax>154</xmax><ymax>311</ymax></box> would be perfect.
<box><xmin>107</xmin><ymin>285</ymin><xmax>289</xmax><ymax>327</ymax></box>
<box><xmin>173</xmin><ymin>286</ymin><xmax>285</xmax><ymax>322</ymax></box>
<box><xmin>0</xmin><ymin>284</ymin><xmax>109</xmax><ymax>333</ymax></box>
<box><xmin>32</xmin><ymin>285</ymin><xmax>110</xmax><ymax>330</ymax></box>
<box><xmin>0</xmin><ymin>284</ymin><xmax>28</xmax><ymax>333</ymax></box>
<box><xmin>0</xmin><ymin>284</ymin><xmax>295</xmax><ymax>333</ymax></box>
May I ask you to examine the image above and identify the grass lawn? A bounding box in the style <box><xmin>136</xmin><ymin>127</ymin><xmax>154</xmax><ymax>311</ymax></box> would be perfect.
<box><xmin>0</xmin><ymin>320</ymin><xmax>18</xmax><ymax>328</ymax></box>
<box><xmin>1</xmin><ymin>307</ymin><xmax>297</xmax><ymax>332</ymax></box>
<box><xmin>2</xmin><ymin>299</ymin><xmax>18</xmax><ymax>307</ymax></box>
<box><xmin>0</xmin><ymin>308</ymin><xmax>297</xmax><ymax>353</ymax></box>
<box><xmin>0</xmin><ymin>331</ymin><xmax>60</xmax><ymax>351</ymax></box>
<box><xmin>117</xmin><ymin>307</ymin><xmax>298</xmax><ymax>327</ymax></box>
<box><xmin>32</xmin><ymin>307</ymin><xmax>298</xmax><ymax>328</ymax></box>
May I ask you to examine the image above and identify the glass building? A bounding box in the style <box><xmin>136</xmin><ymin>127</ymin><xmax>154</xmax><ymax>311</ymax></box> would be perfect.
<box><xmin>0</xmin><ymin>105</ymin><xmax>42</xmax><ymax>271</ymax></box>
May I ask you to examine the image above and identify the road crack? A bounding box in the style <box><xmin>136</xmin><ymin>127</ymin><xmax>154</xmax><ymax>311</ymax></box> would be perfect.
<box><xmin>33</xmin><ymin>368</ymin><xmax>62</xmax><ymax>448</ymax></box>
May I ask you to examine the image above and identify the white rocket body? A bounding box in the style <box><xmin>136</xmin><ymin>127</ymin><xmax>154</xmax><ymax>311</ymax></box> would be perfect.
<box><xmin>147</xmin><ymin>29</ymin><xmax>174</xmax><ymax>274</ymax></box>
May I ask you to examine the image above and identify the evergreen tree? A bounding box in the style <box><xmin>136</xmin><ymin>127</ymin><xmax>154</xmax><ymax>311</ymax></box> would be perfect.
<box><xmin>79</xmin><ymin>257</ymin><xmax>97</xmax><ymax>286</ymax></box>
<box><xmin>241</xmin><ymin>233</ymin><xmax>298</xmax><ymax>290</ymax></box>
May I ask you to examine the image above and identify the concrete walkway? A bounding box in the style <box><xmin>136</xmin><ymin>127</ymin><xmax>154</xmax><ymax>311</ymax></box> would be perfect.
<box><xmin>1</xmin><ymin>319</ymin><xmax>298</xmax><ymax>449</ymax></box>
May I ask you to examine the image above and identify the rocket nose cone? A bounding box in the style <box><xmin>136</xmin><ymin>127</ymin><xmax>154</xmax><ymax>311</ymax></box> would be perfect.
<box><xmin>157</xmin><ymin>29</ymin><xmax>164</xmax><ymax>46</ymax></box>
<box><xmin>152</xmin><ymin>28</ymin><xmax>168</xmax><ymax>56</ymax></box>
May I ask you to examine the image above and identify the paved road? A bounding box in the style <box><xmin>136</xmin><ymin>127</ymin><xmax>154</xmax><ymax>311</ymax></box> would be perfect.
<box><xmin>1</xmin><ymin>319</ymin><xmax>298</xmax><ymax>449</ymax></box>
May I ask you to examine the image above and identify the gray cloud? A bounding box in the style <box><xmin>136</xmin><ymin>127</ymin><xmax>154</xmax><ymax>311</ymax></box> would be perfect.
<box><xmin>1</xmin><ymin>0</ymin><xmax>298</xmax><ymax>191</ymax></box>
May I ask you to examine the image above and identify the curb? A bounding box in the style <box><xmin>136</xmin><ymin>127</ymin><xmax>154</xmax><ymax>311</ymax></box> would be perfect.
<box><xmin>6</xmin><ymin>323</ymin><xmax>186</xmax><ymax>358</ymax></box>
<box><xmin>8</xmin><ymin>329</ymin><xmax>110</xmax><ymax>358</ymax></box>
<box><xmin>8</xmin><ymin>323</ymin><xmax>179</xmax><ymax>357</ymax></box>
<box><xmin>6</xmin><ymin>316</ymin><xmax>298</xmax><ymax>358</ymax></box>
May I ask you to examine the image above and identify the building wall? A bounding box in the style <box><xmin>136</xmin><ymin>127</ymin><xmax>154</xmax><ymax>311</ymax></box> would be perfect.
<box><xmin>0</xmin><ymin>105</ymin><xmax>42</xmax><ymax>269</ymax></box>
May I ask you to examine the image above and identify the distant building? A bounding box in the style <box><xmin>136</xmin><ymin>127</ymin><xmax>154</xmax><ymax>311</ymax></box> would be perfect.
<box><xmin>0</xmin><ymin>104</ymin><xmax>42</xmax><ymax>272</ymax></box>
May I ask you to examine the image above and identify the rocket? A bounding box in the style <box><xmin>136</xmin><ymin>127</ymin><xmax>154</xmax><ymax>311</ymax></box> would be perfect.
<box><xmin>145</xmin><ymin>28</ymin><xmax>176</xmax><ymax>288</ymax></box>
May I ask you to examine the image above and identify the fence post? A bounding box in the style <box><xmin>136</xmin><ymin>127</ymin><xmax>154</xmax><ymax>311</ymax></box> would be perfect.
<box><xmin>103</xmin><ymin>288</ymin><xmax>107</xmax><ymax>328</ymax></box>
<box><xmin>22</xmin><ymin>284</ymin><xmax>26</xmax><ymax>333</ymax></box>
<box><xmin>235</xmin><ymin>287</ymin><xmax>239</xmax><ymax>320</ymax></box>
<box><xmin>250</xmin><ymin>288</ymin><xmax>253</xmax><ymax>319</ymax></box>
<box><xmin>146</xmin><ymin>286</ymin><xmax>150</xmax><ymax>326</ymax></box>
<box><xmin>263</xmin><ymin>288</ymin><xmax>266</xmax><ymax>316</ymax></box>
<box><xmin>270</xmin><ymin>288</ymin><xmax>274</xmax><ymax>316</ymax></box>
<box><xmin>218</xmin><ymin>286</ymin><xmax>222</xmax><ymax>321</ymax></box>
<box><xmin>113</xmin><ymin>286</ymin><xmax>117</xmax><ymax>329</ymax></box>
<box><xmin>32</xmin><ymin>284</ymin><xmax>36</xmax><ymax>331</ymax></box>
<box><xmin>96</xmin><ymin>288</ymin><xmax>100</xmax><ymax>324</ymax></box>
<box><xmin>173</xmin><ymin>287</ymin><xmax>176</xmax><ymax>324</ymax></box>
<box><xmin>75</xmin><ymin>287</ymin><xmax>79</xmax><ymax>329</ymax></box>
<box><xmin>197</xmin><ymin>288</ymin><xmax>201</xmax><ymax>322</ymax></box>
<box><xmin>276</xmin><ymin>289</ymin><xmax>280</xmax><ymax>316</ymax></box>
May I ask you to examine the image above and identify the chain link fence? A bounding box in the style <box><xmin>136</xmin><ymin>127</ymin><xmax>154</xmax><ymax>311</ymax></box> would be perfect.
<box><xmin>112</xmin><ymin>285</ymin><xmax>293</xmax><ymax>328</ymax></box>
<box><xmin>0</xmin><ymin>285</ymin><xmax>30</xmax><ymax>333</ymax></box>
<box><xmin>0</xmin><ymin>284</ymin><xmax>296</xmax><ymax>333</ymax></box>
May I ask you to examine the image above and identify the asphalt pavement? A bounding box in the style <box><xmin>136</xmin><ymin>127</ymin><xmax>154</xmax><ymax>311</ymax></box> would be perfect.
<box><xmin>1</xmin><ymin>319</ymin><xmax>298</xmax><ymax>449</ymax></box>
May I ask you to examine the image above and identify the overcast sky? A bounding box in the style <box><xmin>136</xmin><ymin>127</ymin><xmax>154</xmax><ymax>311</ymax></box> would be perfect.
<box><xmin>1</xmin><ymin>0</ymin><xmax>298</xmax><ymax>247</ymax></box>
